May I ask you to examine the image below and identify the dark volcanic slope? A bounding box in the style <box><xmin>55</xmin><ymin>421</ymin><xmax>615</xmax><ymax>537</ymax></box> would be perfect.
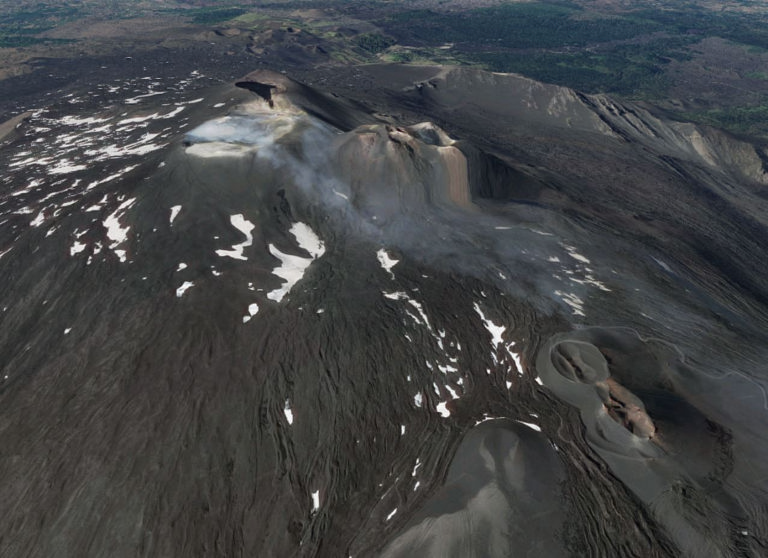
<box><xmin>1</xmin><ymin>65</ymin><xmax>767</xmax><ymax>557</ymax></box>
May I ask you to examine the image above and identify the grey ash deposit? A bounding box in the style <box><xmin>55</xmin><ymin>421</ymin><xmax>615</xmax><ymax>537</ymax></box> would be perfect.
<box><xmin>1</xmin><ymin>65</ymin><xmax>767</xmax><ymax>557</ymax></box>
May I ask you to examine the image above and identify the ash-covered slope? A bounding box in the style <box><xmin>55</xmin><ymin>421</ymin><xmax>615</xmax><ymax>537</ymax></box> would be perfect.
<box><xmin>1</xmin><ymin>66</ymin><xmax>767</xmax><ymax>557</ymax></box>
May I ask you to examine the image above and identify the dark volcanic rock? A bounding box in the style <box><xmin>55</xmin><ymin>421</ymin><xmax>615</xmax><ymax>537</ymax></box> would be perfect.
<box><xmin>1</xmin><ymin>64</ymin><xmax>767</xmax><ymax>558</ymax></box>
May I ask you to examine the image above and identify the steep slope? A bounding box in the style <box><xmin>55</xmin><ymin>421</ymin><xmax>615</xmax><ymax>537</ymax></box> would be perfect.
<box><xmin>0</xmin><ymin>65</ymin><xmax>767</xmax><ymax>557</ymax></box>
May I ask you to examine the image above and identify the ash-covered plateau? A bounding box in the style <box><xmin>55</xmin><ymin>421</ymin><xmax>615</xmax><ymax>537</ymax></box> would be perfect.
<box><xmin>1</xmin><ymin>65</ymin><xmax>768</xmax><ymax>557</ymax></box>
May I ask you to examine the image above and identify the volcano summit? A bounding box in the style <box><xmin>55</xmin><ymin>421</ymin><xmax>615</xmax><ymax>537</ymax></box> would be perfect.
<box><xmin>1</xmin><ymin>63</ymin><xmax>768</xmax><ymax>558</ymax></box>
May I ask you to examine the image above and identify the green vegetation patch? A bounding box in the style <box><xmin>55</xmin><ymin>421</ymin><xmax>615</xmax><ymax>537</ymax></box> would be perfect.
<box><xmin>0</xmin><ymin>5</ymin><xmax>82</xmax><ymax>48</ymax></box>
<box><xmin>0</xmin><ymin>6</ymin><xmax>80</xmax><ymax>28</ymax></box>
<box><xmin>450</xmin><ymin>34</ymin><xmax>692</xmax><ymax>98</ymax></box>
<box><xmin>387</xmin><ymin>50</ymin><xmax>413</xmax><ymax>63</ymax></box>
<box><xmin>158</xmin><ymin>6</ymin><xmax>249</xmax><ymax>25</ymax></box>
<box><xmin>186</xmin><ymin>7</ymin><xmax>248</xmax><ymax>25</ymax></box>
<box><xmin>356</xmin><ymin>33</ymin><xmax>394</xmax><ymax>53</ymax></box>
<box><xmin>634</xmin><ymin>8</ymin><xmax>768</xmax><ymax>51</ymax></box>
<box><xmin>374</xmin><ymin>1</ymin><xmax>768</xmax><ymax>102</ymax></box>
<box><xmin>232</xmin><ymin>12</ymin><xmax>269</xmax><ymax>25</ymax></box>
<box><xmin>0</xmin><ymin>35</ymin><xmax>48</xmax><ymax>47</ymax></box>
<box><xmin>746</xmin><ymin>71</ymin><xmax>768</xmax><ymax>80</ymax></box>
<box><xmin>473</xmin><ymin>50</ymin><xmax>668</xmax><ymax>97</ymax></box>
<box><xmin>382</xmin><ymin>4</ymin><xmax>664</xmax><ymax>49</ymax></box>
<box><xmin>680</xmin><ymin>103</ymin><xmax>768</xmax><ymax>139</ymax></box>
<box><xmin>0</xmin><ymin>6</ymin><xmax>80</xmax><ymax>32</ymax></box>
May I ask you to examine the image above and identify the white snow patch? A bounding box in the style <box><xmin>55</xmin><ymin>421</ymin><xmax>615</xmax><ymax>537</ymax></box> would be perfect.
<box><xmin>124</xmin><ymin>91</ymin><xmax>166</xmax><ymax>104</ymax></box>
<box><xmin>85</xmin><ymin>135</ymin><xmax>164</xmax><ymax>160</ymax></box>
<box><xmin>160</xmin><ymin>106</ymin><xmax>187</xmax><ymax>119</ymax></box>
<box><xmin>216</xmin><ymin>214</ymin><xmax>255</xmax><ymax>261</ymax></box>
<box><xmin>437</xmin><ymin>363</ymin><xmax>458</xmax><ymax>375</ymax></box>
<box><xmin>311</xmin><ymin>490</ymin><xmax>320</xmax><ymax>511</ymax></box>
<box><xmin>291</xmin><ymin>222</ymin><xmax>325</xmax><ymax>257</ymax></box>
<box><xmin>117</xmin><ymin>113</ymin><xmax>159</xmax><ymax>126</ymax></box>
<box><xmin>506</xmin><ymin>343</ymin><xmax>524</xmax><ymax>375</ymax></box>
<box><xmin>169</xmin><ymin>205</ymin><xmax>182</xmax><ymax>224</ymax></box>
<box><xmin>384</xmin><ymin>291</ymin><xmax>431</xmax><ymax>329</ymax></box>
<box><xmin>284</xmin><ymin>400</ymin><xmax>294</xmax><ymax>425</ymax></box>
<box><xmin>70</xmin><ymin>241</ymin><xmax>87</xmax><ymax>256</ymax></box>
<box><xmin>57</xmin><ymin>115</ymin><xmax>111</xmax><ymax>127</ymax></box>
<box><xmin>176</xmin><ymin>281</ymin><xmax>194</xmax><ymax>297</ymax></box>
<box><xmin>377</xmin><ymin>249</ymin><xmax>399</xmax><ymax>279</ymax></box>
<box><xmin>563</xmin><ymin>244</ymin><xmax>591</xmax><ymax>264</ymax></box>
<box><xmin>176</xmin><ymin>262</ymin><xmax>188</xmax><ymax>272</ymax></box>
<box><xmin>517</xmin><ymin>421</ymin><xmax>542</xmax><ymax>432</ymax></box>
<box><xmin>569</xmin><ymin>275</ymin><xmax>611</xmax><ymax>292</ymax></box>
<box><xmin>653</xmin><ymin>257</ymin><xmax>673</xmax><ymax>273</ymax></box>
<box><xmin>85</xmin><ymin>164</ymin><xmax>139</xmax><ymax>191</ymax></box>
<box><xmin>413</xmin><ymin>392</ymin><xmax>423</xmax><ymax>408</ymax></box>
<box><xmin>64</xmin><ymin>328</ymin><xmax>72</xmax><ymax>335</ymax></box>
<box><xmin>436</xmin><ymin>401</ymin><xmax>451</xmax><ymax>418</ymax></box>
<box><xmin>554</xmin><ymin>290</ymin><xmax>585</xmax><ymax>317</ymax></box>
<box><xmin>48</xmin><ymin>160</ymin><xmax>88</xmax><ymax>175</ymax></box>
<box><xmin>267</xmin><ymin>222</ymin><xmax>325</xmax><ymax>302</ymax></box>
<box><xmin>242</xmin><ymin>303</ymin><xmax>259</xmax><ymax>323</ymax></box>
<box><xmin>103</xmin><ymin>197</ymin><xmax>135</xmax><ymax>262</ymax></box>
<box><xmin>474</xmin><ymin>414</ymin><xmax>504</xmax><ymax>426</ymax></box>
<box><xmin>11</xmin><ymin>179</ymin><xmax>42</xmax><ymax>197</ymax></box>
<box><xmin>473</xmin><ymin>302</ymin><xmax>506</xmax><ymax>348</ymax></box>
<box><xmin>30</xmin><ymin>210</ymin><xmax>46</xmax><ymax>227</ymax></box>
<box><xmin>386</xmin><ymin>508</ymin><xmax>398</xmax><ymax>521</ymax></box>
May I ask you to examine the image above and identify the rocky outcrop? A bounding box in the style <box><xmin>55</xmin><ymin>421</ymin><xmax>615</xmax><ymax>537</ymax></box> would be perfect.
<box><xmin>332</xmin><ymin>122</ymin><xmax>471</xmax><ymax>217</ymax></box>
<box><xmin>586</xmin><ymin>95</ymin><xmax>768</xmax><ymax>185</ymax></box>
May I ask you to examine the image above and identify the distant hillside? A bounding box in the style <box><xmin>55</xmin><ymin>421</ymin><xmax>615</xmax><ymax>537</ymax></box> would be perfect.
<box><xmin>2</xmin><ymin>0</ymin><xmax>768</xmax><ymax>140</ymax></box>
